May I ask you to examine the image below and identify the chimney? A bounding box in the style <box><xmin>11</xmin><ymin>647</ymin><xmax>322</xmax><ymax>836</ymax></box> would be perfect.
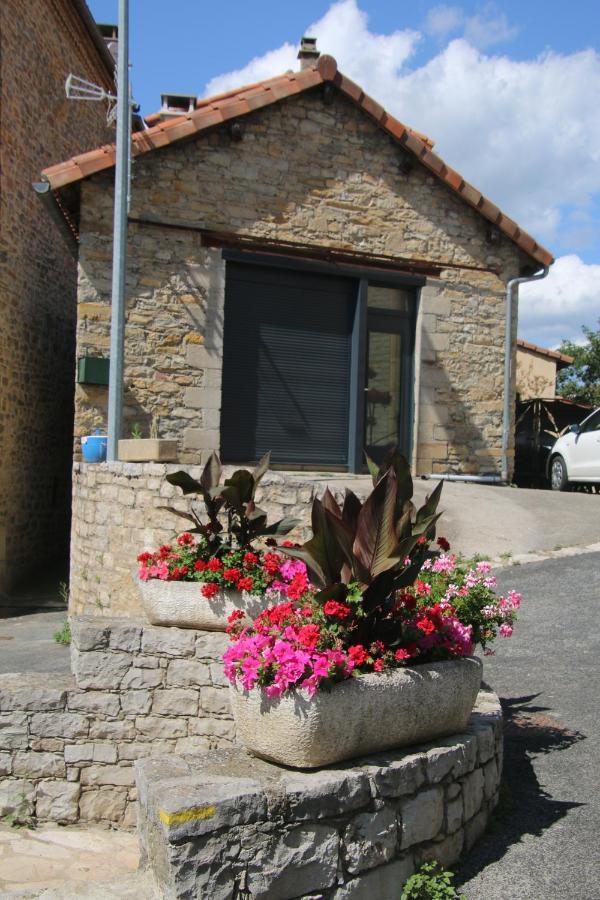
<box><xmin>159</xmin><ymin>93</ymin><xmax>198</xmax><ymax>119</ymax></box>
<box><xmin>97</xmin><ymin>23</ymin><xmax>118</xmax><ymax>63</ymax></box>
<box><xmin>297</xmin><ymin>36</ymin><xmax>319</xmax><ymax>70</ymax></box>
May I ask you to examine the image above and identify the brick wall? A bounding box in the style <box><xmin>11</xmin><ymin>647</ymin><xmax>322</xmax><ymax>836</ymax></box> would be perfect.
<box><xmin>0</xmin><ymin>0</ymin><xmax>113</xmax><ymax>604</ymax></box>
<box><xmin>73</xmin><ymin>88</ymin><xmax>526</xmax><ymax>477</ymax></box>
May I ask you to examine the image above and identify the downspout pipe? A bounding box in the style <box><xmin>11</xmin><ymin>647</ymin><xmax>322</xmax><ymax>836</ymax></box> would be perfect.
<box><xmin>501</xmin><ymin>265</ymin><xmax>550</xmax><ymax>483</ymax></box>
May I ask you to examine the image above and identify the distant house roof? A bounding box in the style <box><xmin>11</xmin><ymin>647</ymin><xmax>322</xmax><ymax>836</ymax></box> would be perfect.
<box><xmin>517</xmin><ymin>339</ymin><xmax>574</xmax><ymax>369</ymax></box>
<box><xmin>40</xmin><ymin>54</ymin><xmax>553</xmax><ymax>268</ymax></box>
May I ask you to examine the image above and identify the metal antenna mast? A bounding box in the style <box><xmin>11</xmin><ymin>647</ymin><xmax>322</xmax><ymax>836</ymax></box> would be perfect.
<box><xmin>65</xmin><ymin>0</ymin><xmax>130</xmax><ymax>461</ymax></box>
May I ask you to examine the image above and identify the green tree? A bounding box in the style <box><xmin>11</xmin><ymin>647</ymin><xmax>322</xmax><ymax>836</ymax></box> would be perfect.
<box><xmin>557</xmin><ymin>321</ymin><xmax>600</xmax><ymax>407</ymax></box>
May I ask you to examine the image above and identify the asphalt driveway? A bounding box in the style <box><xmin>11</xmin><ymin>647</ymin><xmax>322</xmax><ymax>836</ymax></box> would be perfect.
<box><xmin>456</xmin><ymin>551</ymin><xmax>600</xmax><ymax>899</ymax></box>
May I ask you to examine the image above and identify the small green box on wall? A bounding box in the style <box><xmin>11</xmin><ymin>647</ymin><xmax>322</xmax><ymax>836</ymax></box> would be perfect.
<box><xmin>77</xmin><ymin>356</ymin><xmax>109</xmax><ymax>386</ymax></box>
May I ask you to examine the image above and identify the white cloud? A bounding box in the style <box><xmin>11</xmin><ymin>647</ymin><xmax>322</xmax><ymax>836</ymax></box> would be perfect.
<box><xmin>424</xmin><ymin>5</ymin><xmax>463</xmax><ymax>40</ymax></box>
<box><xmin>519</xmin><ymin>255</ymin><xmax>600</xmax><ymax>346</ymax></box>
<box><xmin>463</xmin><ymin>7</ymin><xmax>518</xmax><ymax>49</ymax></box>
<box><xmin>203</xmin><ymin>1</ymin><xmax>600</xmax><ymax>346</ymax></box>
<box><xmin>424</xmin><ymin>3</ymin><xmax>517</xmax><ymax>49</ymax></box>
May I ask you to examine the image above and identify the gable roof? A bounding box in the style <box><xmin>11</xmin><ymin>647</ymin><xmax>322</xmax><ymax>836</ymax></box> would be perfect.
<box><xmin>517</xmin><ymin>339</ymin><xmax>573</xmax><ymax>369</ymax></box>
<box><xmin>40</xmin><ymin>54</ymin><xmax>553</xmax><ymax>268</ymax></box>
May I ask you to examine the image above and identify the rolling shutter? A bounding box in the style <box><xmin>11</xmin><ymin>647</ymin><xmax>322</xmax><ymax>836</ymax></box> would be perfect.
<box><xmin>221</xmin><ymin>262</ymin><xmax>355</xmax><ymax>465</ymax></box>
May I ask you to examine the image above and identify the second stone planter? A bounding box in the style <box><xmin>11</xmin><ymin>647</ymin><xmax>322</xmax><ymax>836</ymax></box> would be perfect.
<box><xmin>138</xmin><ymin>579</ymin><xmax>272</xmax><ymax>631</ymax></box>
<box><xmin>230</xmin><ymin>656</ymin><xmax>483</xmax><ymax>768</ymax></box>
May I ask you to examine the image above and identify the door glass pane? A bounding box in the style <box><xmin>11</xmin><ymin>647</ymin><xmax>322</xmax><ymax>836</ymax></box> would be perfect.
<box><xmin>365</xmin><ymin>330</ymin><xmax>402</xmax><ymax>461</ymax></box>
<box><xmin>367</xmin><ymin>285</ymin><xmax>411</xmax><ymax>312</ymax></box>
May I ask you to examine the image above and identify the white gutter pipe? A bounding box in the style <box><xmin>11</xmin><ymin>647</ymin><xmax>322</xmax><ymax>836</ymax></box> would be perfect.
<box><xmin>423</xmin><ymin>474</ymin><xmax>502</xmax><ymax>484</ymax></box>
<box><xmin>501</xmin><ymin>265</ymin><xmax>550</xmax><ymax>483</ymax></box>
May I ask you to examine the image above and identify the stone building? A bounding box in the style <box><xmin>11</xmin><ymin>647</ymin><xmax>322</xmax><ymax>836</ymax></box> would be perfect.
<box><xmin>0</xmin><ymin>0</ymin><xmax>114</xmax><ymax>608</ymax></box>
<box><xmin>516</xmin><ymin>338</ymin><xmax>573</xmax><ymax>401</ymax></box>
<box><xmin>38</xmin><ymin>49</ymin><xmax>554</xmax><ymax>617</ymax></box>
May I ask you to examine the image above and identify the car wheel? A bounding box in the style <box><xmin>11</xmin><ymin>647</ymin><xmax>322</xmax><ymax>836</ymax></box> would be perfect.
<box><xmin>550</xmin><ymin>455</ymin><xmax>569</xmax><ymax>491</ymax></box>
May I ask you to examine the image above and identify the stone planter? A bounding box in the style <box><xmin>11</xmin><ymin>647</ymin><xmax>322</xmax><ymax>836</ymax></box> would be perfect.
<box><xmin>138</xmin><ymin>579</ymin><xmax>271</xmax><ymax>631</ymax></box>
<box><xmin>230</xmin><ymin>656</ymin><xmax>482</xmax><ymax>768</ymax></box>
<box><xmin>118</xmin><ymin>438</ymin><xmax>178</xmax><ymax>462</ymax></box>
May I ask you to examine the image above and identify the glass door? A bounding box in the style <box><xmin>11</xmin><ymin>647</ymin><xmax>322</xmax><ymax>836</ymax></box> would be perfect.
<box><xmin>364</xmin><ymin>285</ymin><xmax>414</xmax><ymax>464</ymax></box>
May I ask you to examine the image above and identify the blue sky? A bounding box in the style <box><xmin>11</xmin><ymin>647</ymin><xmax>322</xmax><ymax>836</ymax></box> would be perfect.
<box><xmin>88</xmin><ymin>1</ymin><xmax>600</xmax><ymax>347</ymax></box>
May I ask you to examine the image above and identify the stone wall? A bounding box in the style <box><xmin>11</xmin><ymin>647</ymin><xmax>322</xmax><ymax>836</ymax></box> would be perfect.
<box><xmin>70</xmin><ymin>462</ymin><xmax>373</xmax><ymax>618</ymax></box>
<box><xmin>0</xmin><ymin>617</ymin><xmax>232</xmax><ymax>826</ymax></box>
<box><xmin>75</xmin><ymin>86</ymin><xmax>527</xmax><ymax>477</ymax></box>
<box><xmin>0</xmin><ymin>0</ymin><xmax>113</xmax><ymax>605</ymax></box>
<box><xmin>137</xmin><ymin>687</ymin><xmax>503</xmax><ymax>899</ymax></box>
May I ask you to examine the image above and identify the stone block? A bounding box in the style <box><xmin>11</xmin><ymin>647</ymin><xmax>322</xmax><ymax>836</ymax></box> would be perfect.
<box><xmin>29</xmin><ymin>713</ymin><xmax>89</xmax><ymax>740</ymax></box>
<box><xmin>424</xmin><ymin>745</ymin><xmax>461</xmax><ymax>783</ymax></box>
<box><xmin>468</xmin><ymin>722</ymin><xmax>496</xmax><ymax>763</ymax></box>
<box><xmin>121</xmin><ymin>690</ymin><xmax>153</xmax><ymax>716</ymax></box>
<box><xmin>67</xmin><ymin>691</ymin><xmax>121</xmax><ymax>717</ymax></box>
<box><xmin>167</xmin><ymin>659</ymin><xmax>212</xmax><ymax>688</ymax></box>
<box><xmin>30</xmin><ymin>738</ymin><xmax>64</xmax><ymax>752</ymax></box>
<box><xmin>188</xmin><ymin>719</ymin><xmax>235</xmax><ymax>741</ymax></box>
<box><xmin>282</xmin><ymin>770</ymin><xmax>371</xmax><ymax>821</ymax></box>
<box><xmin>89</xmin><ymin>719</ymin><xmax>136</xmax><ymax>741</ymax></box>
<box><xmin>35</xmin><ymin>781</ymin><xmax>80</xmax><ymax>824</ymax></box>
<box><xmin>81</xmin><ymin>765</ymin><xmax>135</xmax><ymax>787</ymax></box>
<box><xmin>483</xmin><ymin>757</ymin><xmax>499</xmax><ymax>800</ymax></box>
<box><xmin>79</xmin><ymin>787</ymin><xmax>127</xmax><ymax>822</ymax></box>
<box><xmin>246</xmin><ymin>825</ymin><xmax>340</xmax><ymax>899</ymax></box>
<box><xmin>13</xmin><ymin>752</ymin><xmax>65</xmax><ymax>779</ymax></box>
<box><xmin>415</xmin><ymin>828</ymin><xmax>464</xmax><ymax>869</ymax></box>
<box><xmin>64</xmin><ymin>743</ymin><xmax>94</xmax><ymax>764</ymax></box>
<box><xmin>109</xmin><ymin>623</ymin><xmax>143</xmax><ymax>652</ymax></box>
<box><xmin>199</xmin><ymin>686</ymin><xmax>230</xmax><ymax>716</ymax></box>
<box><xmin>0</xmin><ymin>752</ymin><xmax>12</xmax><ymax>775</ymax></box>
<box><xmin>462</xmin><ymin>767</ymin><xmax>485</xmax><ymax>821</ymax></box>
<box><xmin>0</xmin><ymin>675</ymin><xmax>69</xmax><ymax>713</ymax></box>
<box><xmin>465</xmin><ymin>806</ymin><xmax>488</xmax><ymax>852</ymax></box>
<box><xmin>400</xmin><ymin>787</ymin><xmax>444</xmax><ymax>848</ymax></box>
<box><xmin>134</xmin><ymin>716</ymin><xmax>188</xmax><ymax>739</ymax></box>
<box><xmin>121</xmin><ymin>667</ymin><xmax>164</xmax><ymax>690</ymax></box>
<box><xmin>72</xmin><ymin>649</ymin><xmax>132</xmax><ymax>689</ymax></box>
<box><xmin>118</xmin><ymin>740</ymin><xmax>176</xmax><ymax>761</ymax></box>
<box><xmin>451</xmin><ymin>734</ymin><xmax>479</xmax><ymax>777</ymax></box>
<box><xmin>71</xmin><ymin>617</ymin><xmax>110</xmax><ymax>651</ymax></box>
<box><xmin>152</xmin><ymin>689</ymin><xmax>199</xmax><ymax>716</ymax></box>
<box><xmin>343</xmin><ymin>806</ymin><xmax>398</xmax><ymax>874</ymax></box>
<box><xmin>367</xmin><ymin>752</ymin><xmax>425</xmax><ymax>798</ymax></box>
<box><xmin>0</xmin><ymin>778</ymin><xmax>35</xmax><ymax>820</ymax></box>
<box><xmin>93</xmin><ymin>743</ymin><xmax>119</xmax><ymax>764</ymax></box>
<box><xmin>446</xmin><ymin>795</ymin><xmax>463</xmax><ymax>833</ymax></box>
<box><xmin>195</xmin><ymin>632</ymin><xmax>228</xmax><ymax>659</ymax></box>
<box><xmin>334</xmin><ymin>856</ymin><xmax>415</xmax><ymax>899</ymax></box>
<box><xmin>0</xmin><ymin>713</ymin><xmax>28</xmax><ymax>750</ymax></box>
<box><xmin>141</xmin><ymin>626</ymin><xmax>196</xmax><ymax>658</ymax></box>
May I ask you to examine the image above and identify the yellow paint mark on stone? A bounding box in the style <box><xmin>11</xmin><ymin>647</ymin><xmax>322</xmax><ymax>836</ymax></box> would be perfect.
<box><xmin>184</xmin><ymin>333</ymin><xmax>204</xmax><ymax>345</ymax></box>
<box><xmin>158</xmin><ymin>805</ymin><xmax>217</xmax><ymax>826</ymax></box>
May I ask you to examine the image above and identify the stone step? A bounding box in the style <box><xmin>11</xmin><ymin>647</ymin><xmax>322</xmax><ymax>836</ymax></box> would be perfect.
<box><xmin>135</xmin><ymin>689</ymin><xmax>502</xmax><ymax>899</ymax></box>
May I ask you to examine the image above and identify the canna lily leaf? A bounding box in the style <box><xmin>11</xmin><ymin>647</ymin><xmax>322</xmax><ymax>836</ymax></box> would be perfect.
<box><xmin>199</xmin><ymin>451</ymin><xmax>222</xmax><ymax>494</ymax></box>
<box><xmin>321</xmin><ymin>487</ymin><xmax>342</xmax><ymax>518</ymax></box>
<box><xmin>252</xmin><ymin>452</ymin><xmax>271</xmax><ymax>493</ymax></box>
<box><xmin>353</xmin><ymin>468</ymin><xmax>398</xmax><ymax>578</ymax></box>
<box><xmin>165</xmin><ymin>471</ymin><xmax>204</xmax><ymax>495</ymax></box>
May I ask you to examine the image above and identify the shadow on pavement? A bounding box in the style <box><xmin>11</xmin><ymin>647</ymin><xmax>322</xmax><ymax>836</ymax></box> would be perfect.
<box><xmin>455</xmin><ymin>693</ymin><xmax>585</xmax><ymax>889</ymax></box>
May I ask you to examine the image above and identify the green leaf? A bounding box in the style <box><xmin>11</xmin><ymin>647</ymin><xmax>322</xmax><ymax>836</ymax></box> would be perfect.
<box><xmin>223</xmin><ymin>469</ymin><xmax>255</xmax><ymax>507</ymax></box>
<box><xmin>416</xmin><ymin>480</ymin><xmax>443</xmax><ymax>524</ymax></box>
<box><xmin>364</xmin><ymin>451</ymin><xmax>380</xmax><ymax>484</ymax></box>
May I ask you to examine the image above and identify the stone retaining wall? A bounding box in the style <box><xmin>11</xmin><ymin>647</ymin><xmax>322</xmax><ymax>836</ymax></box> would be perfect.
<box><xmin>70</xmin><ymin>462</ymin><xmax>372</xmax><ymax>618</ymax></box>
<box><xmin>0</xmin><ymin>617</ymin><xmax>232</xmax><ymax>827</ymax></box>
<box><xmin>137</xmin><ymin>687</ymin><xmax>503</xmax><ymax>899</ymax></box>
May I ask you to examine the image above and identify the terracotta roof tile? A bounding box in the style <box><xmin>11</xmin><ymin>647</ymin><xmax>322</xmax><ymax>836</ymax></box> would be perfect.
<box><xmin>517</xmin><ymin>339</ymin><xmax>573</xmax><ymax>367</ymax></box>
<box><xmin>39</xmin><ymin>55</ymin><xmax>554</xmax><ymax>267</ymax></box>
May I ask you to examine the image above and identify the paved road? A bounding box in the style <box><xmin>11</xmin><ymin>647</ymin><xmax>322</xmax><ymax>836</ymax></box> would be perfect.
<box><xmin>456</xmin><ymin>552</ymin><xmax>600</xmax><ymax>900</ymax></box>
<box><xmin>0</xmin><ymin>612</ymin><xmax>70</xmax><ymax>674</ymax></box>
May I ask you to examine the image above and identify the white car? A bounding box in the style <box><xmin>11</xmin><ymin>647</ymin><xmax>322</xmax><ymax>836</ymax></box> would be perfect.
<box><xmin>548</xmin><ymin>408</ymin><xmax>600</xmax><ymax>490</ymax></box>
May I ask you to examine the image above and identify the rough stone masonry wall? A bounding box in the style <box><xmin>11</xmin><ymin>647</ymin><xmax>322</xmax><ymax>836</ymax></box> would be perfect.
<box><xmin>0</xmin><ymin>617</ymin><xmax>232</xmax><ymax>827</ymax></box>
<box><xmin>70</xmin><ymin>462</ymin><xmax>372</xmax><ymax>618</ymax></box>
<box><xmin>0</xmin><ymin>0</ymin><xmax>113</xmax><ymax>604</ymax></box>
<box><xmin>136</xmin><ymin>687</ymin><xmax>503</xmax><ymax>899</ymax></box>
<box><xmin>75</xmin><ymin>87</ymin><xmax>527</xmax><ymax>476</ymax></box>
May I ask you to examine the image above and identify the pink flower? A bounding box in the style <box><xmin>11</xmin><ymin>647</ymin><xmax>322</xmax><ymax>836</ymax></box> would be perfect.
<box><xmin>499</xmin><ymin>623</ymin><xmax>513</xmax><ymax>638</ymax></box>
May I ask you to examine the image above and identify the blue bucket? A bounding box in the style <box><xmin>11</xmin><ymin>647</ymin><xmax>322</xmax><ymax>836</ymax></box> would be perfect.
<box><xmin>81</xmin><ymin>431</ymin><xmax>107</xmax><ymax>463</ymax></box>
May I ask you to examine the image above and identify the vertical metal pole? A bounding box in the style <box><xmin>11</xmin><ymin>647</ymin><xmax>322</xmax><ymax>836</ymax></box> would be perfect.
<box><xmin>107</xmin><ymin>0</ymin><xmax>130</xmax><ymax>461</ymax></box>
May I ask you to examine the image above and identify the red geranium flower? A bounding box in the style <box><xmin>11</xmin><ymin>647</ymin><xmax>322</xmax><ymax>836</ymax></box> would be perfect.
<box><xmin>243</xmin><ymin>552</ymin><xmax>258</xmax><ymax>567</ymax></box>
<box><xmin>194</xmin><ymin>560</ymin><xmax>207</xmax><ymax>572</ymax></box>
<box><xmin>416</xmin><ymin>536</ymin><xmax>428</xmax><ymax>545</ymax></box>
<box><xmin>437</xmin><ymin>536</ymin><xmax>450</xmax><ymax>552</ymax></box>
<box><xmin>237</xmin><ymin>576</ymin><xmax>253</xmax><ymax>592</ymax></box>
<box><xmin>263</xmin><ymin>553</ymin><xmax>281</xmax><ymax>576</ymax></box>
<box><xmin>137</xmin><ymin>552</ymin><xmax>153</xmax><ymax>563</ymax></box>
<box><xmin>202</xmin><ymin>583</ymin><xmax>219</xmax><ymax>599</ymax></box>
<box><xmin>207</xmin><ymin>558</ymin><xmax>222</xmax><ymax>572</ymax></box>
<box><xmin>416</xmin><ymin>617</ymin><xmax>435</xmax><ymax>635</ymax></box>
<box><xmin>323</xmin><ymin>600</ymin><xmax>351</xmax><ymax>619</ymax></box>
<box><xmin>394</xmin><ymin>648</ymin><xmax>412</xmax><ymax>662</ymax></box>
<box><xmin>373</xmin><ymin>659</ymin><xmax>385</xmax><ymax>672</ymax></box>
<box><xmin>227</xmin><ymin>610</ymin><xmax>245</xmax><ymax>623</ymax></box>
<box><xmin>176</xmin><ymin>532</ymin><xmax>194</xmax><ymax>546</ymax></box>
<box><xmin>348</xmin><ymin>644</ymin><xmax>368</xmax><ymax>665</ymax></box>
<box><xmin>223</xmin><ymin>567</ymin><xmax>241</xmax><ymax>583</ymax></box>
<box><xmin>298</xmin><ymin>624</ymin><xmax>320</xmax><ymax>650</ymax></box>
